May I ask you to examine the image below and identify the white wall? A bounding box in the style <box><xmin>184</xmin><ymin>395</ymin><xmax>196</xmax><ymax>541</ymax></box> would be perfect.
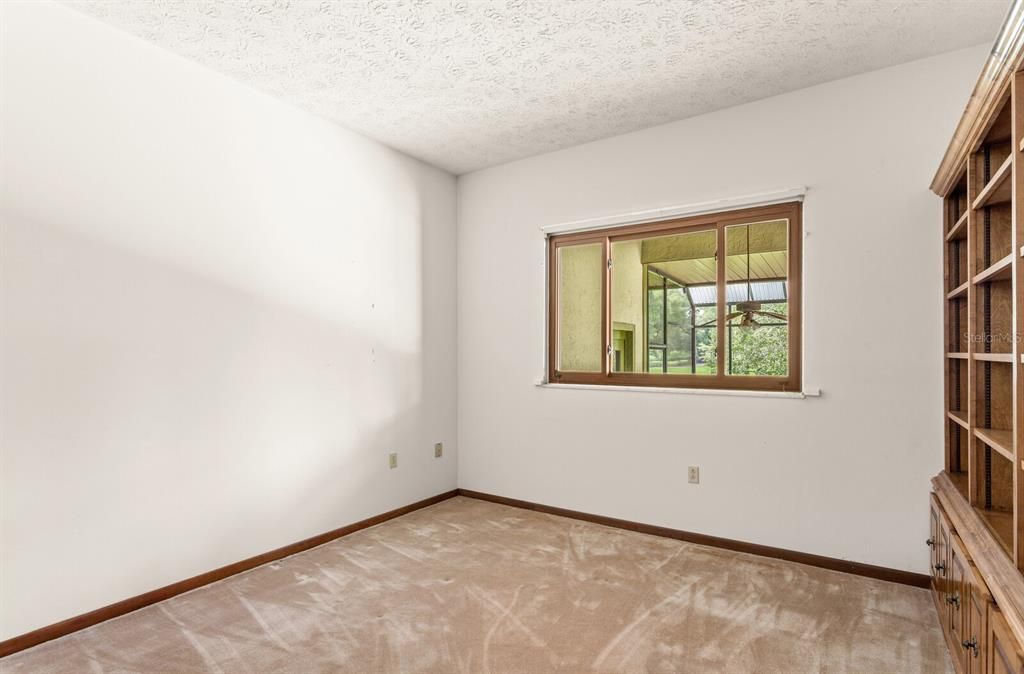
<box><xmin>0</xmin><ymin>1</ymin><xmax>456</xmax><ymax>639</ymax></box>
<box><xmin>457</xmin><ymin>44</ymin><xmax>990</xmax><ymax>574</ymax></box>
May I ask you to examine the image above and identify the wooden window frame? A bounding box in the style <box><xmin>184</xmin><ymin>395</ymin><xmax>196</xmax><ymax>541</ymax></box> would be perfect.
<box><xmin>547</xmin><ymin>201</ymin><xmax>802</xmax><ymax>392</ymax></box>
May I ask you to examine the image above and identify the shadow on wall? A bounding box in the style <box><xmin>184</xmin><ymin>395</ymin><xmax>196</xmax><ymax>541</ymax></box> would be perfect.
<box><xmin>0</xmin><ymin>209</ymin><xmax>451</xmax><ymax>639</ymax></box>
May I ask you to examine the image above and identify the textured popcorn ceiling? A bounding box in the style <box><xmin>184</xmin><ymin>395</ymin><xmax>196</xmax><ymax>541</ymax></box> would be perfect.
<box><xmin>62</xmin><ymin>0</ymin><xmax>1007</xmax><ymax>174</ymax></box>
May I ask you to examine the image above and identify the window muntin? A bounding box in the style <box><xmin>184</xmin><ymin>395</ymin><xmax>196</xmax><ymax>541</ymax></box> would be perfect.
<box><xmin>548</xmin><ymin>202</ymin><xmax>801</xmax><ymax>392</ymax></box>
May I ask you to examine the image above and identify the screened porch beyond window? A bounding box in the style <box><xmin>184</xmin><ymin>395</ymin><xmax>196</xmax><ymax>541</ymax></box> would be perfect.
<box><xmin>639</xmin><ymin>277</ymin><xmax>788</xmax><ymax>375</ymax></box>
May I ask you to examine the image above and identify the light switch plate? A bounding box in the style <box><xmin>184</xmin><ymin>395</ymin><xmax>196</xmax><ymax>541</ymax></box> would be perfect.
<box><xmin>389</xmin><ymin>452</ymin><xmax>398</xmax><ymax>469</ymax></box>
<box><xmin>688</xmin><ymin>466</ymin><xmax>699</xmax><ymax>484</ymax></box>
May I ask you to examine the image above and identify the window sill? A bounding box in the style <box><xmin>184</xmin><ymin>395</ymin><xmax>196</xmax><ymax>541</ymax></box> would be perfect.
<box><xmin>535</xmin><ymin>382</ymin><xmax>820</xmax><ymax>399</ymax></box>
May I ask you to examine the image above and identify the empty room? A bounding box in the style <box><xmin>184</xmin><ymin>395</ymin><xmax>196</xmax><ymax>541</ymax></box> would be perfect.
<box><xmin>5</xmin><ymin>0</ymin><xmax>1024</xmax><ymax>672</ymax></box>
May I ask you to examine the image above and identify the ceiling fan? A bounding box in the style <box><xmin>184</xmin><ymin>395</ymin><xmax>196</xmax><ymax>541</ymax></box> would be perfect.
<box><xmin>724</xmin><ymin>301</ymin><xmax>787</xmax><ymax>331</ymax></box>
<box><xmin>697</xmin><ymin>226</ymin><xmax>786</xmax><ymax>331</ymax></box>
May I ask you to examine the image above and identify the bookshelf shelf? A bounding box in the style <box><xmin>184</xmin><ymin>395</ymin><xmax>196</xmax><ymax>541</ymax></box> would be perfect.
<box><xmin>973</xmin><ymin>154</ymin><xmax>1013</xmax><ymax>210</ymax></box>
<box><xmin>975</xmin><ymin>427</ymin><xmax>1014</xmax><ymax>462</ymax></box>
<box><xmin>974</xmin><ymin>253</ymin><xmax>1014</xmax><ymax>284</ymax></box>
<box><xmin>976</xmin><ymin>353</ymin><xmax>1014</xmax><ymax>363</ymax></box>
<box><xmin>947</xmin><ymin>280</ymin><xmax>968</xmax><ymax>300</ymax></box>
<box><xmin>947</xmin><ymin>211</ymin><xmax>969</xmax><ymax>241</ymax></box>
<box><xmin>978</xmin><ymin>505</ymin><xmax>1014</xmax><ymax>556</ymax></box>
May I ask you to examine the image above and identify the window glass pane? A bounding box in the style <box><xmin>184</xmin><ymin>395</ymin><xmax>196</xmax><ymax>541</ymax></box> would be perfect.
<box><xmin>647</xmin><ymin>277</ymin><xmax>664</xmax><ymax>346</ymax></box>
<box><xmin>666</xmin><ymin>284</ymin><xmax>691</xmax><ymax>373</ymax></box>
<box><xmin>648</xmin><ymin>348</ymin><xmax>664</xmax><ymax>372</ymax></box>
<box><xmin>611</xmin><ymin>230</ymin><xmax>716</xmax><ymax>374</ymax></box>
<box><xmin>724</xmin><ymin>219</ymin><xmax>789</xmax><ymax>376</ymax></box>
<box><xmin>694</xmin><ymin>306</ymin><xmax>717</xmax><ymax>374</ymax></box>
<box><xmin>556</xmin><ymin>242</ymin><xmax>603</xmax><ymax>372</ymax></box>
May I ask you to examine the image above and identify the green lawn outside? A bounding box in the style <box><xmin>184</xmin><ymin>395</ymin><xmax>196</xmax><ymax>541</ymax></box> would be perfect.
<box><xmin>662</xmin><ymin>364</ymin><xmax>715</xmax><ymax>374</ymax></box>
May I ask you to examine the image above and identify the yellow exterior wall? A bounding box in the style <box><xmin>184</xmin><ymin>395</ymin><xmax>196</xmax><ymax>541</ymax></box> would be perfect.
<box><xmin>557</xmin><ymin>243</ymin><xmax>603</xmax><ymax>371</ymax></box>
<box><xmin>557</xmin><ymin>239</ymin><xmax>646</xmax><ymax>372</ymax></box>
<box><xmin>611</xmin><ymin>239</ymin><xmax>644</xmax><ymax>371</ymax></box>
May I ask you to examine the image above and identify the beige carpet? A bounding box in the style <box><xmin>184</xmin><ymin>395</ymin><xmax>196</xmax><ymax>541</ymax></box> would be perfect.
<box><xmin>2</xmin><ymin>496</ymin><xmax>950</xmax><ymax>673</ymax></box>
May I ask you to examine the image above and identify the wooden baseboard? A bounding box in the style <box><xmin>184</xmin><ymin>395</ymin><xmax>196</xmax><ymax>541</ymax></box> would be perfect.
<box><xmin>457</xmin><ymin>488</ymin><xmax>930</xmax><ymax>588</ymax></box>
<box><xmin>0</xmin><ymin>489</ymin><xmax>459</xmax><ymax>658</ymax></box>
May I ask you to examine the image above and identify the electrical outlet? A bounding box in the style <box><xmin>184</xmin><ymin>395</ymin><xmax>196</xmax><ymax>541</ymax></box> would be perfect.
<box><xmin>434</xmin><ymin>442</ymin><xmax>443</xmax><ymax>458</ymax></box>
<box><xmin>688</xmin><ymin>466</ymin><xmax>699</xmax><ymax>484</ymax></box>
<box><xmin>389</xmin><ymin>452</ymin><xmax>398</xmax><ymax>469</ymax></box>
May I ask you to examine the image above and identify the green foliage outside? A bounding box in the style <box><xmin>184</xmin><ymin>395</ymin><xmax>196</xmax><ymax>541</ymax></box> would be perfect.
<box><xmin>647</xmin><ymin>272</ymin><xmax>787</xmax><ymax>376</ymax></box>
<box><xmin>696</xmin><ymin>303</ymin><xmax>788</xmax><ymax>376</ymax></box>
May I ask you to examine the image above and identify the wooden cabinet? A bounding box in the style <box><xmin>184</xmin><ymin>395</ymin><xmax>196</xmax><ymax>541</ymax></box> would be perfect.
<box><xmin>930</xmin><ymin>490</ymin><xmax>1024</xmax><ymax>674</ymax></box>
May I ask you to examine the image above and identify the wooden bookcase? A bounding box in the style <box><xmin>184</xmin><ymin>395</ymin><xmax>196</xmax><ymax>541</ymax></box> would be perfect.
<box><xmin>944</xmin><ymin>93</ymin><xmax>1017</xmax><ymax>558</ymax></box>
<box><xmin>932</xmin><ymin>5</ymin><xmax>1024</xmax><ymax>671</ymax></box>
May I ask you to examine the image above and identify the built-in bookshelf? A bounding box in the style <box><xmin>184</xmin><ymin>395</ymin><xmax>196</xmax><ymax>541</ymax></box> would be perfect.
<box><xmin>932</xmin><ymin>7</ymin><xmax>1024</xmax><ymax>669</ymax></box>
<box><xmin>942</xmin><ymin>89</ymin><xmax>1019</xmax><ymax>557</ymax></box>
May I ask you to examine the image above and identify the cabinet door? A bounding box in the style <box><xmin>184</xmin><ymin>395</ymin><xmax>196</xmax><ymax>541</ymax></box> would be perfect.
<box><xmin>967</xmin><ymin>591</ymin><xmax>989</xmax><ymax>674</ymax></box>
<box><xmin>935</xmin><ymin>505</ymin><xmax>952</xmax><ymax>619</ymax></box>
<box><xmin>963</xmin><ymin>560</ymin><xmax>989</xmax><ymax>674</ymax></box>
<box><xmin>950</xmin><ymin>535</ymin><xmax>970</xmax><ymax>672</ymax></box>
<box><xmin>988</xmin><ymin>606</ymin><xmax>1024</xmax><ymax>674</ymax></box>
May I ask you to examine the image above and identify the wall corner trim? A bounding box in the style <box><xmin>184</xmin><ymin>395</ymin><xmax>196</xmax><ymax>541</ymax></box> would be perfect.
<box><xmin>538</xmin><ymin>187</ymin><xmax>808</xmax><ymax>236</ymax></box>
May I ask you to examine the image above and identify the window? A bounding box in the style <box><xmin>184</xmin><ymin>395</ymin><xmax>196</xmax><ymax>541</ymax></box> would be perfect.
<box><xmin>548</xmin><ymin>202</ymin><xmax>801</xmax><ymax>392</ymax></box>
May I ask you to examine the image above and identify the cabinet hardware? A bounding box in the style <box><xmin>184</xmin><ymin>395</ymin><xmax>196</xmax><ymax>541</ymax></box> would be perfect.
<box><xmin>946</xmin><ymin>593</ymin><xmax>960</xmax><ymax>607</ymax></box>
<box><xmin>962</xmin><ymin>637</ymin><xmax>979</xmax><ymax>657</ymax></box>
<box><xmin>935</xmin><ymin>562</ymin><xmax>946</xmax><ymax>574</ymax></box>
<box><xmin>926</xmin><ymin>538</ymin><xmax>935</xmax><ymax>547</ymax></box>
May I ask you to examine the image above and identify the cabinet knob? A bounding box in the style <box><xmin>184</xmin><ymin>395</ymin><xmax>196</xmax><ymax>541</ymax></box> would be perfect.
<box><xmin>946</xmin><ymin>593</ymin><xmax>960</xmax><ymax>607</ymax></box>
<box><xmin>935</xmin><ymin>562</ymin><xmax>946</xmax><ymax>574</ymax></box>
<box><xmin>927</xmin><ymin>538</ymin><xmax>935</xmax><ymax>547</ymax></box>
<box><xmin>962</xmin><ymin>637</ymin><xmax>979</xmax><ymax>657</ymax></box>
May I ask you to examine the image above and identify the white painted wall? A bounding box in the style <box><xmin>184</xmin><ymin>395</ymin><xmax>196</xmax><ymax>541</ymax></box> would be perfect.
<box><xmin>0</xmin><ymin>1</ymin><xmax>456</xmax><ymax>639</ymax></box>
<box><xmin>457</xmin><ymin>44</ymin><xmax>990</xmax><ymax>574</ymax></box>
